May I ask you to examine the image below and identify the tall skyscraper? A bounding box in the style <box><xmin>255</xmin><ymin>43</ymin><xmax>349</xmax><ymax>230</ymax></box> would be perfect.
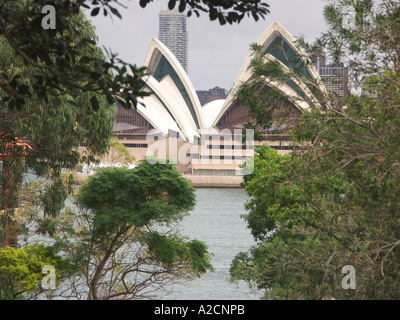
<box><xmin>316</xmin><ymin>52</ymin><xmax>349</xmax><ymax>97</ymax></box>
<box><xmin>158</xmin><ymin>10</ymin><xmax>188</xmax><ymax>73</ymax></box>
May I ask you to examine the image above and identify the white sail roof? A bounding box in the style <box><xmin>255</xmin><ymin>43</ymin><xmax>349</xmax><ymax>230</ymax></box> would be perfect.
<box><xmin>132</xmin><ymin>21</ymin><xmax>327</xmax><ymax>139</ymax></box>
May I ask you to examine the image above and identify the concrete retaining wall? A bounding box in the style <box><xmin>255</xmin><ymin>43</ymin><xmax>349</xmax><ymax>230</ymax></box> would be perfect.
<box><xmin>182</xmin><ymin>174</ymin><xmax>243</xmax><ymax>187</ymax></box>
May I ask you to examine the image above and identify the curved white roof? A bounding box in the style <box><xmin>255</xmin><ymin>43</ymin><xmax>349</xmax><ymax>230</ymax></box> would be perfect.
<box><xmin>137</xmin><ymin>90</ymin><xmax>181</xmax><ymax>135</ymax></box>
<box><xmin>213</xmin><ymin>21</ymin><xmax>328</xmax><ymax>127</ymax></box>
<box><xmin>133</xmin><ymin>37</ymin><xmax>207</xmax><ymax>143</ymax></box>
<box><xmin>233</xmin><ymin>21</ymin><xmax>326</xmax><ymax>94</ymax></box>
<box><xmin>201</xmin><ymin>99</ymin><xmax>225</xmax><ymax>128</ymax></box>
<box><xmin>145</xmin><ymin>75</ymin><xmax>199</xmax><ymax>143</ymax></box>
<box><xmin>143</xmin><ymin>38</ymin><xmax>204</xmax><ymax>129</ymax></box>
<box><xmin>131</xmin><ymin>21</ymin><xmax>327</xmax><ymax>139</ymax></box>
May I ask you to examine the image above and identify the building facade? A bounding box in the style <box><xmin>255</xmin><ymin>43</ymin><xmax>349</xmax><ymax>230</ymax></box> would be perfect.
<box><xmin>158</xmin><ymin>10</ymin><xmax>188</xmax><ymax>74</ymax></box>
<box><xmin>316</xmin><ymin>52</ymin><xmax>348</xmax><ymax>97</ymax></box>
<box><xmin>111</xmin><ymin>22</ymin><xmax>328</xmax><ymax>186</ymax></box>
<box><xmin>196</xmin><ymin>87</ymin><xmax>229</xmax><ymax>106</ymax></box>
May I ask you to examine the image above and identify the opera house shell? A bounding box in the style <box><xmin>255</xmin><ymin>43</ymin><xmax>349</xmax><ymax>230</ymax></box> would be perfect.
<box><xmin>113</xmin><ymin>22</ymin><xmax>327</xmax><ymax>186</ymax></box>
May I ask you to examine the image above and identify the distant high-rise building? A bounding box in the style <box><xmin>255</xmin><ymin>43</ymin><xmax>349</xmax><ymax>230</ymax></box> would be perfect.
<box><xmin>158</xmin><ymin>10</ymin><xmax>188</xmax><ymax>73</ymax></box>
<box><xmin>315</xmin><ymin>51</ymin><xmax>327</xmax><ymax>70</ymax></box>
<box><xmin>316</xmin><ymin>52</ymin><xmax>348</xmax><ymax>97</ymax></box>
<box><xmin>196</xmin><ymin>87</ymin><xmax>229</xmax><ymax>106</ymax></box>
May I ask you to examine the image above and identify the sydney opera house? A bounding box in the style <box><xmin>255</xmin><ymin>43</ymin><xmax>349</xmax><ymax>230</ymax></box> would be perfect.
<box><xmin>113</xmin><ymin>22</ymin><xmax>328</xmax><ymax>186</ymax></box>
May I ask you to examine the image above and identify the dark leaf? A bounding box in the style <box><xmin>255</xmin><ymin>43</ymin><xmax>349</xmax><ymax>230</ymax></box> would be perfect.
<box><xmin>52</xmin><ymin>98</ymin><xmax>62</xmax><ymax>107</ymax></box>
<box><xmin>109</xmin><ymin>6</ymin><xmax>122</xmax><ymax>19</ymax></box>
<box><xmin>168</xmin><ymin>0</ymin><xmax>176</xmax><ymax>10</ymax></box>
<box><xmin>209</xmin><ymin>9</ymin><xmax>218</xmax><ymax>21</ymax></box>
<box><xmin>178</xmin><ymin>0</ymin><xmax>186</xmax><ymax>12</ymax></box>
<box><xmin>139</xmin><ymin>0</ymin><xmax>148</xmax><ymax>8</ymax></box>
<box><xmin>106</xmin><ymin>93</ymin><xmax>115</xmax><ymax>105</ymax></box>
<box><xmin>18</xmin><ymin>84</ymin><xmax>31</xmax><ymax>94</ymax></box>
<box><xmin>91</xmin><ymin>7</ymin><xmax>100</xmax><ymax>16</ymax></box>
<box><xmin>91</xmin><ymin>96</ymin><xmax>100</xmax><ymax>111</ymax></box>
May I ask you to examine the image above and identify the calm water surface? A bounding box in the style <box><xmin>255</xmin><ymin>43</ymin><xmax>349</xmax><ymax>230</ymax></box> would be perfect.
<box><xmin>24</xmin><ymin>173</ymin><xmax>262</xmax><ymax>299</ymax></box>
<box><xmin>162</xmin><ymin>187</ymin><xmax>262</xmax><ymax>300</ymax></box>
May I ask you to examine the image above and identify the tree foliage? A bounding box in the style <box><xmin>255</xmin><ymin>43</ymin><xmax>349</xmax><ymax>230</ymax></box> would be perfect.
<box><xmin>95</xmin><ymin>136</ymin><xmax>135</xmax><ymax>166</ymax></box>
<box><xmin>139</xmin><ymin>0</ymin><xmax>269</xmax><ymax>25</ymax></box>
<box><xmin>50</xmin><ymin>161</ymin><xmax>212</xmax><ymax>300</ymax></box>
<box><xmin>230</xmin><ymin>0</ymin><xmax>400</xmax><ymax>299</ymax></box>
<box><xmin>0</xmin><ymin>0</ymin><xmax>149</xmax><ymax>112</ymax></box>
<box><xmin>0</xmin><ymin>0</ymin><xmax>271</xmax><ymax>233</ymax></box>
<box><xmin>0</xmin><ymin>8</ymin><xmax>117</xmax><ymax>230</ymax></box>
<box><xmin>0</xmin><ymin>0</ymin><xmax>270</xmax><ymax>112</ymax></box>
<box><xmin>0</xmin><ymin>244</ymin><xmax>71</xmax><ymax>300</ymax></box>
<box><xmin>0</xmin><ymin>0</ymin><xmax>272</xmax><ymax>299</ymax></box>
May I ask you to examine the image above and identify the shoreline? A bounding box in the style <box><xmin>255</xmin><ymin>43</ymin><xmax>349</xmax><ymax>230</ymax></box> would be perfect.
<box><xmin>73</xmin><ymin>172</ymin><xmax>243</xmax><ymax>188</ymax></box>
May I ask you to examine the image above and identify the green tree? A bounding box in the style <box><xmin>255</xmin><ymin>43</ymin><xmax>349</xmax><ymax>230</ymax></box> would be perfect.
<box><xmin>0</xmin><ymin>0</ymin><xmax>270</xmax><ymax>112</ymax></box>
<box><xmin>230</xmin><ymin>0</ymin><xmax>400</xmax><ymax>299</ymax></box>
<box><xmin>96</xmin><ymin>136</ymin><xmax>135</xmax><ymax>167</ymax></box>
<box><xmin>0</xmin><ymin>8</ymin><xmax>117</xmax><ymax>246</ymax></box>
<box><xmin>139</xmin><ymin>0</ymin><xmax>270</xmax><ymax>25</ymax></box>
<box><xmin>0</xmin><ymin>0</ymin><xmax>270</xmax><ymax>245</ymax></box>
<box><xmin>52</xmin><ymin>161</ymin><xmax>212</xmax><ymax>300</ymax></box>
<box><xmin>0</xmin><ymin>0</ymin><xmax>269</xmax><ymax>298</ymax></box>
<box><xmin>0</xmin><ymin>244</ymin><xmax>71</xmax><ymax>300</ymax></box>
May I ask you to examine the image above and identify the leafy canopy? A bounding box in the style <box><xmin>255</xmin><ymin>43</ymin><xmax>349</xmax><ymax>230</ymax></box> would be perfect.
<box><xmin>51</xmin><ymin>161</ymin><xmax>213</xmax><ymax>299</ymax></box>
<box><xmin>230</xmin><ymin>0</ymin><xmax>400</xmax><ymax>299</ymax></box>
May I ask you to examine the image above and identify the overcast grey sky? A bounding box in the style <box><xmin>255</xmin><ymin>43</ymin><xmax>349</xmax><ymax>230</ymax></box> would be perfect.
<box><xmin>86</xmin><ymin>0</ymin><xmax>329</xmax><ymax>90</ymax></box>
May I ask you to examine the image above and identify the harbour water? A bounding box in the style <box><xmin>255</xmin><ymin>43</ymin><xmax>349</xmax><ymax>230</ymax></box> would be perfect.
<box><xmin>23</xmin><ymin>173</ymin><xmax>262</xmax><ymax>300</ymax></box>
<box><xmin>161</xmin><ymin>187</ymin><xmax>263</xmax><ymax>300</ymax></box>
